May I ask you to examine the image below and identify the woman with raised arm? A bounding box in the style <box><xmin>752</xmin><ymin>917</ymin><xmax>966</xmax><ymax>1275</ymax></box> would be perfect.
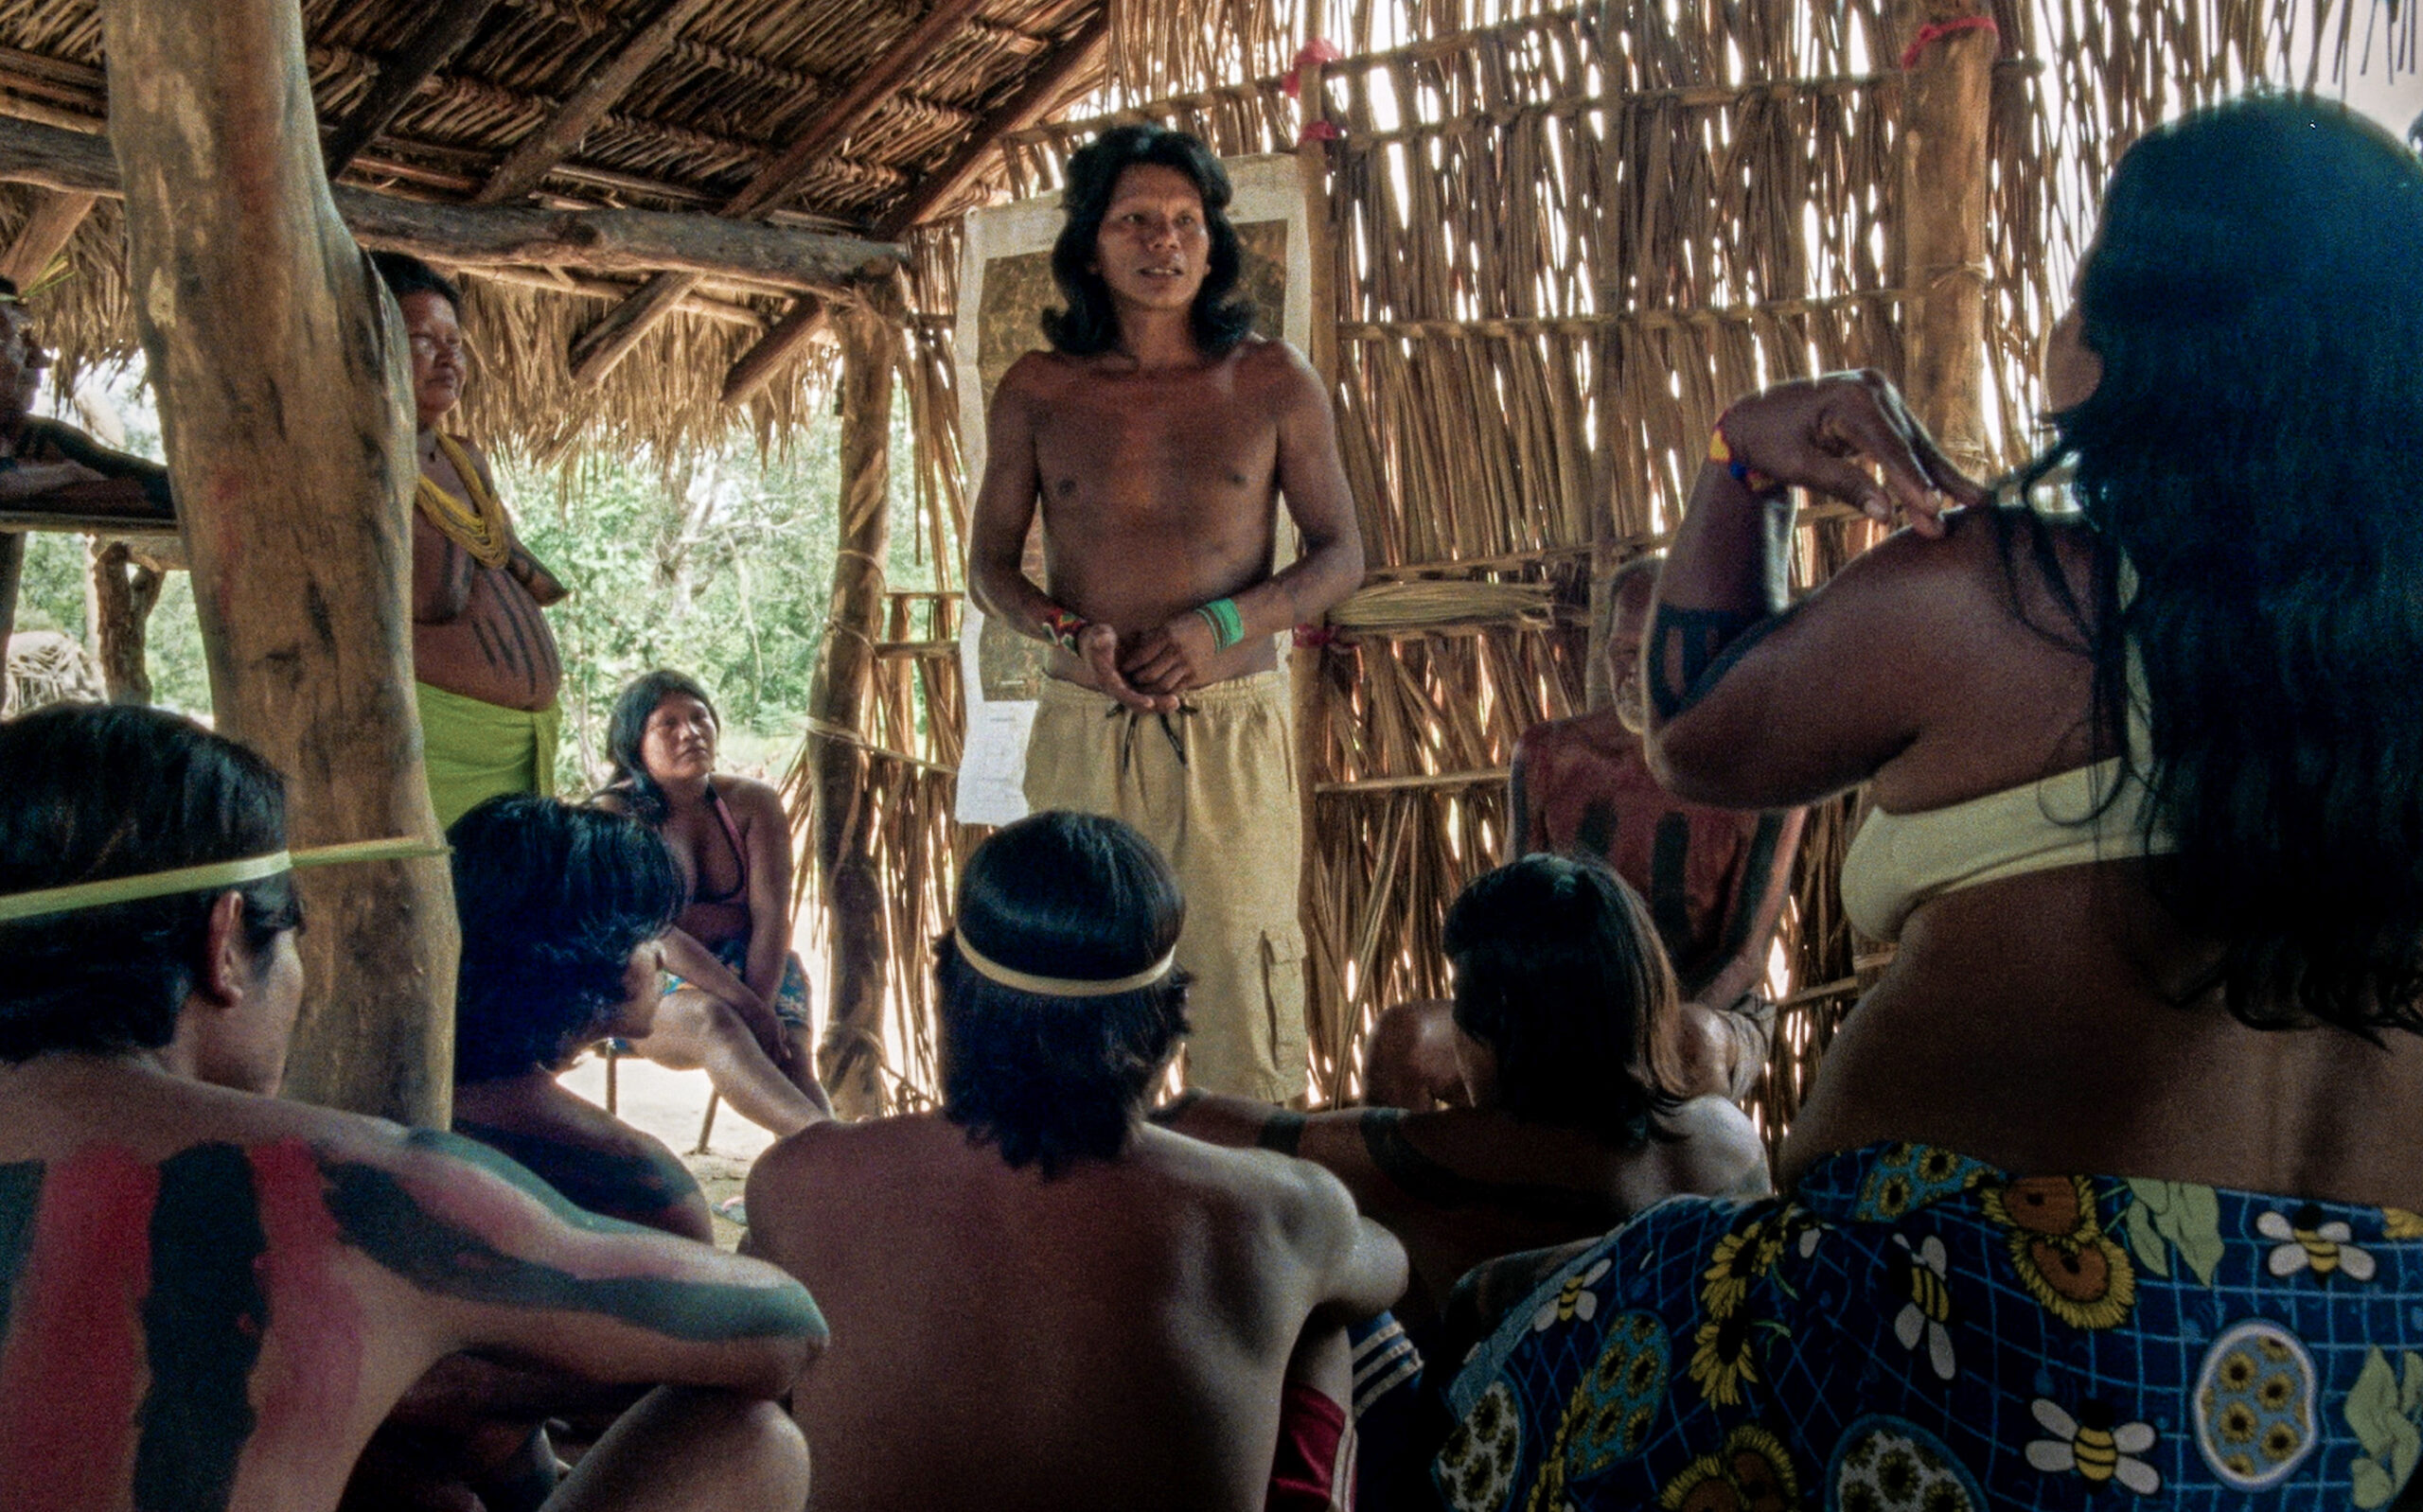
<box><xmin>598</xmin><ymin>670</ymin><xmax>831</xmax><ymax>1137</ymax></box>
<box><xmin>1436</xmin><ymin>97</ymin><xmax>2423</xmax><ymax>1507</ymax></box>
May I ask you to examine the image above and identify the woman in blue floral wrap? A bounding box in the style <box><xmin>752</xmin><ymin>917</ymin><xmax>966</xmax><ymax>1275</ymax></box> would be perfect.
<box><xmin>1437</xmin><ymin>97</ymin><xmax>2423</xmax><ymax>1510</ymax></box>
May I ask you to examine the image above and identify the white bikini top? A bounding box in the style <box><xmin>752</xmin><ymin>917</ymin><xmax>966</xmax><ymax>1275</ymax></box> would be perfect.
<box><xmin>1839</xmin><ymin>522</ymin><xmax>2173</xmax><ymax>941</ymax></box>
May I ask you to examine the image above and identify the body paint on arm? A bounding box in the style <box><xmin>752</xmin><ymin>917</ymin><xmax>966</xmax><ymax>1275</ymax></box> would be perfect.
<box><xmin>1647</xmin><ymin>604</ymin><xmax>1790</xmax><ymax>720</ymax></box>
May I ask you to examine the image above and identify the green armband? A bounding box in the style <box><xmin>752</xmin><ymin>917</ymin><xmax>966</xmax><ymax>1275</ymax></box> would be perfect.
<box><xmin>1194</xmin><ymin>596</ymin><xmax>1246</xmax><ymax>651</ymax></box>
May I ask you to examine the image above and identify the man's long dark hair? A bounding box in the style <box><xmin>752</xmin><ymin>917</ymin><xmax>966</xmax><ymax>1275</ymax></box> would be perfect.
<box><xmin>0</xmin><ymin>705</ymin><xmax>299</xmax><ymax>1061</ymax></box>
<box><xmin>1445</xmin><ymin>855</ymin><xmax>1683</xmax><ymax>1145</ymax></box>
<box><xmin>450</xmin><ymin>796</ymin><xmax>684</xmax><ymax>1082</ymax></box>
<box><xmin>2003</xmin><ymin>95</ymin><xmax>2423</xmax><ymax>1033</ymax></box>
<box><xmin>936</xmin><ymin>811</ymin><xmax>1190</xmax><ymax>1177</ymax></box>
<box><xmin>600</xmin><ymin>669</ymin><xmax>717</xmax><ymax>828</ymax></box>
<box><xmin>1042</xmin><ymin>124</ymin><xmax>1256</xmax><ymax>359</ymax></box>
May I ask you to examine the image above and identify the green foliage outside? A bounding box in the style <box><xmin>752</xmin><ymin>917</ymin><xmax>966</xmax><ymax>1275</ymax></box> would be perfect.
<box><xmin>10</xmin><ymin>372</ymin><xmax>942</xmax><ymax>794</ymax></box>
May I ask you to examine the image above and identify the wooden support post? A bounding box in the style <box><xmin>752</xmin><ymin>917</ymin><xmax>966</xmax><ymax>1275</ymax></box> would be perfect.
<box><xmin>719</xmin><ymin>293</ymin><xmax>828</xmax><ymax>408</ymax></box>
<box><xmin>0</xmin><ymin>187</ymin><xmax>95</xmax><ymax>289</ymax></box>
<box><xmin>87</xmin><ymin>536</ymin><xmax>161</xmax><ymax>704</ymax></box>
<box><xmin>810</xmin><ymin>290</ymin><xmax>898</xmax><ymax>1119</ymax></box>
<box><xmin>1289</xmin><ymin>3</ymin><xmax>1345</xmax><ymax>1096</ymax></box>
<box><xmin>0</xmin><ymin>530</ymin><xmax>21</xmax><ymax>678</ymax></box>
<box><xmin>568</xmin><ymin>0</ymin><xmax>986</xmax><ymax>386</ymax></box>
<box><xmin>474</xmin><ymin>0</ymin><xmax>716</xmax><ymax>205</ymax></box>
<box><xmin>322</xmin><ymin>0</ymin><xmax>503</xmax><ymax>176</ymax></box>
<box><xmin>1894</xmin><ymin>0</ymin><xmax>1997</xmax><ymax>476</ymax></box>
<box><xmin>102</xmin><ymin>0</ymin><xmax>460</xmax><ymax>1124</ymax></box>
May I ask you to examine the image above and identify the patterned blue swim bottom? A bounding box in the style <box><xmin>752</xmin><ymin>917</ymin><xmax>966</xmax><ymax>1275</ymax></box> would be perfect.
<box><xmin>1436</xmin><ymin>1141</ymin><xmax>2423</xmax><ymax>1509</ymax></box>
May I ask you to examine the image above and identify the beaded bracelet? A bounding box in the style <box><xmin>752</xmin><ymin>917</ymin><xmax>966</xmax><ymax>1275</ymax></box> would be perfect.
<box><xmin>1039</xmin><ymin>606</ymin><xmax>1090</xmax><ymax>654</ymax></box>
<box><xmin>1707</xmin><ymin>425</ymin><xmax>1781</xmax><ymax>496</ymax></box>
<box><xmin>1194</xmin><ymin>596</ymin><xmax>1246</xmax><ymax>651</ymax></box>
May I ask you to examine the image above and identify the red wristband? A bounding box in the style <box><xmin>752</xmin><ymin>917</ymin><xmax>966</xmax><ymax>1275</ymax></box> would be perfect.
<box><xmin>1040</xmin><ymin>606</ymin><xmax>1089</xmax><ymax>654</ymax></box>
<box><xmin>1707</xmin><ymin>424</ymin><xmax>1781</xmax><ymax>496</ymax></box>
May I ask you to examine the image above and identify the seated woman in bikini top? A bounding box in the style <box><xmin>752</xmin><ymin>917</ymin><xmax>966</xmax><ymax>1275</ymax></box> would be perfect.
<box><xmin>1429</xmin><ymin>101</ymin><xmax>2423</xmax><ymax>1512</ymax></box>
<box><xmin>596</xmin><ymin>670</ymin><xmax>831</xmax><ymax>1137</ymax></box>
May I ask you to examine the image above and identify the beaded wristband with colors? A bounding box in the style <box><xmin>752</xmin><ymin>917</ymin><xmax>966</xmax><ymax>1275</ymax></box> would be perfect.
<box><xmin>1040</xmin><ymin>606</ymin><xmax>1090</xmax><ymax>654</ymax></box>
<box><xmin>1707</xmin><ymin>425</ymin><xmax>1781</xmax><ymax>496</ymax></box>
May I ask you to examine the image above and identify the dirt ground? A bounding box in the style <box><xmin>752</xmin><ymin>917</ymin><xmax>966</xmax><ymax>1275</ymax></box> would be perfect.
<box><xmin>557</xmin><ymin>1051</ymin><xmax>778</xmax><ymax>1251</ymax></box>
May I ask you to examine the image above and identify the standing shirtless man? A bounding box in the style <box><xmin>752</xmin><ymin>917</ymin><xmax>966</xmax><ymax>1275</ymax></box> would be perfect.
<box><xmin>373</xmin><ymin>254</ymin><xmax>568</xmax><ymax>830</ymax></box>
<box><xmin>968</xmin><ymin>125</ymin><xmax>1364</xmax><ymax>1103</ymax></box>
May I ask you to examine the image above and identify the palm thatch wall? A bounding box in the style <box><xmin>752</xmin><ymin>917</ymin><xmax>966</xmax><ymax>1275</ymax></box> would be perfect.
<box><xmin>786</xmin><ymin>0</ymin><xmax>2412</xmax><ymax>1140</ymax></box>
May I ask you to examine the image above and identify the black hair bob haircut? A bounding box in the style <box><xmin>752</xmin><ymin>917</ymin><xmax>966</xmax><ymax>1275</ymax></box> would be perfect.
<box><xmin>936</xmin><ymin>810</ymin><xmax>1190</xmax><ymax>1177</ymax></box>
<box><xmin>370</xmin><ymin>250</ymin><xmax>464</xmax><ymax>319</ymax></box>
<box><xmin>449</xmin><ymin>795</ymin><xmax>685</xmax><ymax>1083</ymax></box>
<box><xmin>2001</xmin><ymin>95</ymin><xmax>2423</xmax><ymax>1033</ymax></box>
<box><xmin>0</xmin><ymin>704</ymin><xmax>300</xmax><ymax>1063</ymax></box>
<box><xmin>1444</xmin><ymin>853</ymin><xmax>1682</xmax><ymax>1146</ymax></box>
<box><xmin>1041</xmin><ymin>123</ymin><xmax>1256</xmax><ymax>360</ymax></box>
<box><xmin>600</xmin><ymin>669</ymin><xmax>718</xmax><ymax>827</ymax></box>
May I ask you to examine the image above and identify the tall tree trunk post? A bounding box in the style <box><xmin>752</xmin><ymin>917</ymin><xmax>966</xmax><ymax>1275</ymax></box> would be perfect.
<box><xmin>87</xmin><ymin>536</ymin><xmax>161</xmax><ymax>704</ymax></box>
<box><xmin>0</xmin><ymin>531</ymin><xmax>21</xmax><ymax>681</ymax></box>
<box><xmin>1895</xmin><ymin>0</ymin><xmax>1997</xmax><ymax>476</ymax></box>
<box><xmin>102</xmin><ymin>0</ymin><xmax>459</xmax><ymax>1125</ymax></box>
<box><xmin>810</xmin><ymin>288</ymin><xmax>897</xmax><ymax>1119</ymax></box>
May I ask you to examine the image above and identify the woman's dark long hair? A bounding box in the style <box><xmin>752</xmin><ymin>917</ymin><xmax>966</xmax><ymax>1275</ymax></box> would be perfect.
<box><xmin>2008</xmin><ymin>95</ymin><xmax>2423</xmax><ymax>1032</ymax></box>
<box><xmin>1042</xmin><ymin>124</ymin><xmax>1256</xmax><ymax>359</ymax></box>
<box><xmin>600</xmin><ymin>669</ymin><xmax>717</xmax><ymax>827</ymax></box>
<box><xmin>0</xmin><ymin>705</ymin><xmax>300</xmax><ymax>1061</ymax></box>
<box><xmin>1445</xmin><ymin>855</ymin><xmax>1684</xmax><ymax>1145</ymax></box>
<box><xmin>936</xmin><ymin>811</ymin><xmax>1190</xmax><ymax>1177</ymax></box>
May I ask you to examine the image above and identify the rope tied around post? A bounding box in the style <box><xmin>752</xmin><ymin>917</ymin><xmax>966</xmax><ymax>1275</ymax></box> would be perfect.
<box><xmin>1899</xmin><ymin>14</ymin><xmax>1999</xmax><ymax>70</ymax></box>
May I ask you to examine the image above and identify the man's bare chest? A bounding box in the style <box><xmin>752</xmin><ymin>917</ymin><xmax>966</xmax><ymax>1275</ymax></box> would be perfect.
<box><xmin>1031</xmin><ymin>384</ymin><xmax>1280</xmax><ymax>505</ymax></box>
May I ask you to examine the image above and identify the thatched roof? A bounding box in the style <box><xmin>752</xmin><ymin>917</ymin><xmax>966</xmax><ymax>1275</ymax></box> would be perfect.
<box><xmin>0</xmin><ymin>0</ymin><xmax>1182</xmax><ymax>456</ymax></box>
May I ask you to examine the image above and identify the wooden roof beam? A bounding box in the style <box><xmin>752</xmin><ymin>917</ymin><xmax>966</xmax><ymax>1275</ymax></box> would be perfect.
<box><xmin>716</xmin><ymin>10</ymin><xmax>1106</xmax><ymax>410</ymax></box>
<box><xmin>0</xmin><ymin>187</ymin><xmax>97</xmax><ymax>289</ymax></box>
<box><xmin>473</xmin><ymin>0</ymin><xmax>716</xmax><ymax>204</ymax></box>
<box><xmin>0</xmin><ymin>111</ymin><xmax>900</xmax><ymax>292</ymax></box>
<box><xmin>568</xmin><ymin>0</ymin><xmax>988</xmax><ymax>384</ymax></box>
<box><xmin>323</xmin><ymin>0</ymin><xmax>504</xmax><ymax>175</ymax></box>
<box><xmin>875</xmin><ymin>10</ymin><xmax>1107</xmax><ymax>237</ymax></box>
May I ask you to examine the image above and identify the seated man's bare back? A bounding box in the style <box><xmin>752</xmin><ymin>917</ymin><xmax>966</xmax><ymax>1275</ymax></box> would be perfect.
<box><xmin>744</xmin><ymin>812</ymin><xmax>1405</xmax><ymax>1511</ymax></box>
<box><xmin>0</xmin><ymin>707</ymin><xmax>822</xmax><ymax>1512</ymax></box>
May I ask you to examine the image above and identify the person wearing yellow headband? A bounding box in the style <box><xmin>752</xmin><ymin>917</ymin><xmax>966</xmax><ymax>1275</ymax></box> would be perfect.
<box><xmin>0</xmin><ymin>703</ymin><xmax>824</xmax><ymax>1512</ymax></box>
<box><xmin>743</xmin><ymin>810</ymin><xmax>1405</xmax><ymax>1512</ymax></box>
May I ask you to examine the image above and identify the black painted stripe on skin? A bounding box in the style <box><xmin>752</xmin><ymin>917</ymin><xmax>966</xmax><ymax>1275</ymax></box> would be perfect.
<box><xmin>1716</xmin><ymin>814</ymin><xmax>1788</xmax><ymax>971</ymax></box>
<box><xmin>1571</xmin><ymin>799</ymin><xmax>1618</xmax><ymax>868</ymax></box>
<box><xmin>133</xmin><ymin>1143</ymin><xmax>267</xmax><ymax>1512</ymax></box>
<box><xmin>0</xmin><ymin>1160</ymin><xmax>44</xmax><ymax>1350</ymax></box>
<box><xmin>453</xmin><ymin>1120</ymin><xmax>702</xmax><ymax>1226</ymax></box>
<box><xmin>328</xmin><ymin>1134</ymin><xmax>822</xmax><ymax>1342</ymax></box>
<box><xmin>1357</xmin><ymin>1110</ymin><xmax>1624</xmax><ymax>1229</ymax></box>
<box><xmin>1651</xmin><ymin>811</ymin><xmax>1695</xmax><ymax>975</ymax></box>
<box><xmin>1257</xmin><ymin>1111</ymin><xmax>1308</xmax><ymax>1158</ymax></box>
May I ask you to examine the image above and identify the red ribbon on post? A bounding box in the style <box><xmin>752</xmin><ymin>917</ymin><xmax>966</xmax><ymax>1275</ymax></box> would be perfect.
<box><xmin>1898</xmin><ymin>13</ymin><xmax>1999</xmax><ymax>69</ymax></box>
<box><xmin>1281</xmin><ymin>37</ymin><xmax>1343</xmax><ymax>97</ymax></box>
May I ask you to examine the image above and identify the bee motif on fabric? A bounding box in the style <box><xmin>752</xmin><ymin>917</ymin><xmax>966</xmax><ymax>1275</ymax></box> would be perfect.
<box><xmin>2025</xmin><ymin>1398</ymin><xmax>2162</xmax><ymax>1495</ymax></box>
<box><xmin>1534</xmin><ymin>1258</ymin><xmax>1613</xmax><ymax>1332</ymax></box>
<box><xmin>2257</xmin><ymin>1205</ymin><xmax>2376</xmax><ymax>1281</ymax></box>
<box><xmin>1890</xmin><ymin>1233</ymin><xmax>1956</xmax><ymax>1381</ymax></box>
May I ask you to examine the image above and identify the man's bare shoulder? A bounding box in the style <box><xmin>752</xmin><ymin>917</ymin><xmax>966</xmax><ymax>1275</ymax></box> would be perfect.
<box><xmin>1654</xmin><ymin>1096</ymin><xmax>1771</xmax><ymax>1199</ymax></box>
<box><xmin>1130</xmin><ymin>1123</ymin><xmax>1355</xmax><ymax>1236</ymax></box>
<box><xmin>1230</xmin><ymin>335</ymin><xmax>1321</xmax><ymax>396</ymax></box>
<box><xmin>1515</xmin><ymin>709</ymin><xmax>1642</xmax><ymax>771</ymax></box>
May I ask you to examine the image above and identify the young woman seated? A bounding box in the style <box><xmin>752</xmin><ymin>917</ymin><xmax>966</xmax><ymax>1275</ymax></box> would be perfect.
<box><xmin>1156</xmin><ymin>853</ymin><xmax>1768</xmax><ymax>1333</ymax></box>
<box><xmin>594</xmin><ymin>671</ymin><xmax>830</xmax><ymax>1136</ymax></box>
<box><xmin>1438</xmin><ymin>97</ymin><xmax>2423</xmax><ymax>1509</ymax></box>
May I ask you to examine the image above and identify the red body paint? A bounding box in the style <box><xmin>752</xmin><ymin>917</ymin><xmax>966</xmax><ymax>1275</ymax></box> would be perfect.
<box><xmin>0</xmin><ymin>1145</ymin><xmax>161</xmax><ymax>1512</ymax></box>
<box><xmin>243</xmin><ymin>1140</ymin><xmax>365</xmax><ymax>1468</ymax></box>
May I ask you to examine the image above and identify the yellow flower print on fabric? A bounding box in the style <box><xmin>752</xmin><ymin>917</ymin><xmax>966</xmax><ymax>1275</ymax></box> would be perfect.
<box><xmin>1656</xmin><ymin>1425</ymin><xmax>1800</xmax><ymax>1512</ymax></box>
<box><xmin>1560</xmin><ymin>1311</ymin><xmax>1669</xmax><ymax>1481</ymax></box>
<box><xmin>2381</xmin><ymin>1207</ymin><xmax>2423</xmax><ymax>1240</ymax></box>
<box><xmin>1983</xmin><ymin>1174</ymin><xmax>2138</xmax><ymax>1331</ymax></box>
<box><xmin>1689</xmin><ymin>1306</ymin><xmax>1761</xmax><ymax>1410</ymax></box>
<box><xmin>1437</xmin><ymin>1380</ymin><xmax>1522</xmax><ymax>1512</ymax></box>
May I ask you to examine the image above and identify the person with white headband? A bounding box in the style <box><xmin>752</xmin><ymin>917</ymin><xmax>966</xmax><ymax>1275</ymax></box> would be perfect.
<box><xmin>743</xmin><ymin>809</ymin><xmax>1406</xmax><ymax>1512</ymax></box>
<box><xmin>0</xmin><ymin>703</ymin><xmax>825</xmax><ymax>1512</ymax></box>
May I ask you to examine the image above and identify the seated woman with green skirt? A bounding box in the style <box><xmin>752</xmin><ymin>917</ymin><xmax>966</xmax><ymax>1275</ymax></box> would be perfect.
<box><xmin>1435</xmin><ymin>97</ymin><xmax>2423</xmax><ymax>1510</ymax></box>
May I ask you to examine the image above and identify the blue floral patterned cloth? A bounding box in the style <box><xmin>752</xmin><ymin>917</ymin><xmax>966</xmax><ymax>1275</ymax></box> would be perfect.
<box><xmin>1434</xmin><ymin>1142</ymin><xmax>2423</xmax><ymax>1510</ymax></box>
